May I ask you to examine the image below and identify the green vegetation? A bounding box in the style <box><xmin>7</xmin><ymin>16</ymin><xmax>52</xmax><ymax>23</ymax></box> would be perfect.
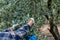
<box><xmin>0</xmin><ymin>0</ymin><xmax>60</xmax><ymax>40</ymax></box>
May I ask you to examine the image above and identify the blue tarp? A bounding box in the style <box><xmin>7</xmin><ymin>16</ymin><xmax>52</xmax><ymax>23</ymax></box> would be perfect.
<box><xmin>29</xmin><ymin>34</ymin><xmax>37</xmax><ymax>40</ymax></box>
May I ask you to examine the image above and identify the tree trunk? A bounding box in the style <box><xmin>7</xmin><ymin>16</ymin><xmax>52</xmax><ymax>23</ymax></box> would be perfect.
<box><xmin>49</xmin><ymin>14</ymin><xmax>60</xmax><ymax>40</ymax></box>
<box><xmin>45</xmin><ymin>0</ymin><xmax>60</xmax><ymax>40</ymax></box>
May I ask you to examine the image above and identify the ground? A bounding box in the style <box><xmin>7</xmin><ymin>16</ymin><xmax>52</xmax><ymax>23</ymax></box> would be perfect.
<box><xmin>37</xmin><ymin>24</ymin><xmax>60</xmax><ymax>40</ymax></box>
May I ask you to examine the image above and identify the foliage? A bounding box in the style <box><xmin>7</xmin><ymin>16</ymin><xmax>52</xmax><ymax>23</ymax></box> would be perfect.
<box><xmin>0</xmin><ymin>0</ymin><xmax>60</xmax><ymax>40</ymax></box>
